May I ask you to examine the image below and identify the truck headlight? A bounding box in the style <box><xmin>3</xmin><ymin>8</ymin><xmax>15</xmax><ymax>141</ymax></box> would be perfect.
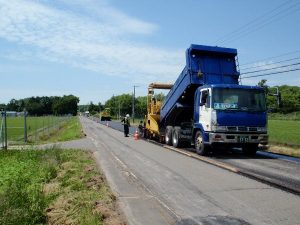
<box><xmin>212</xmin><ymin>125</ymin><xmax>227</xmax><ymax>132</ymax></box>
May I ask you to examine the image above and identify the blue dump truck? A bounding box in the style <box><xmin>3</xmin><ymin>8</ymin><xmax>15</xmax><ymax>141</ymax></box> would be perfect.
<box><xmin>145</xmin><ymin>44</ymin><xmax>268</xmax><ymax>155</ymax></box>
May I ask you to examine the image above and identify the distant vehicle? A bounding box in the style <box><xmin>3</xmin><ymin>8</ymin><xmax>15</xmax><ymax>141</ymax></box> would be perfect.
<box><xmin>100</xmin><ymin>108</ymin><xmax>111</xmax><ymax>121</ymax></box>
<box><xmin>84</xmin><ymin>111</ymin><xmax>90</xmax><ymax>117</ymax></box>
<box><xmin>145</xmin><ymin>44</ymin><xmax>268</xmax><ymax>156</ymax></box>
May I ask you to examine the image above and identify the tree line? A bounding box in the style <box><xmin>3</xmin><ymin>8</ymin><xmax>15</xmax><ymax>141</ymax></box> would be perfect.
<box><xmin>0</xmin><ymin>95</ymin><xmax>79</xmax><ymax>116</ymax></box>
<box><xmin>79</xmin><ymin>93</ymin><xmax>166</xmax><ymax>119</ymax></box>
<box><xmin>258</xmin><ymin>80</ymin><xmax>300</xmax><ymax>113</ymax></box>
<box><xmin>82</xmin><ymin>82</ymin><xmax>299</xmax><ymax>119</ymax></box>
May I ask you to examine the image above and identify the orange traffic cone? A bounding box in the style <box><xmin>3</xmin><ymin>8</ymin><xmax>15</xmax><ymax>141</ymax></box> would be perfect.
<box><xmin>134</xmin><ymin>130</ymin><xmax>140</xmax><ymax>140</ymax></box>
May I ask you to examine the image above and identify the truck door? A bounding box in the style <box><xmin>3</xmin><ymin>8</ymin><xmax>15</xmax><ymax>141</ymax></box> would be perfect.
<box><xmin>199</xmin><ymin>89</ymin><xmax>211</xmax><ymax>131</ymax></box>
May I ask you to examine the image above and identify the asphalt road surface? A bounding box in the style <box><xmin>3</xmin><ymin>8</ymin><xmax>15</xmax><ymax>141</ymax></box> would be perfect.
<box><xmin>97</xmin><ymin>117</ymin><xmax>300</xmax><ymax>194</ymax></box>
<box><xmin>81</xmin><ymin>116</ymin><xmax>300</xmax><ymax>225</ymax></box>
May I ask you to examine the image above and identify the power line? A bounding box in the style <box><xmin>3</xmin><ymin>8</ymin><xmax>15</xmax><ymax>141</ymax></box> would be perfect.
<box><xmin>241</xmin><ymin>56</ymin><xmax>300</xmax><ymax>70</ymax></box>
<box><xmin>221</xmin><ymin>5</ymin><xmax>300</xmax><ymax>44</ymax></box>
<box><xmin>216</xmin><ymin>0</ymin><xmax>292</xmax><ymax>43</ymax></box>
<box><xmin>241</xmin><ymin>68</ymin><xmax>300</xmax><ymax>79</ymax></box>
<box><xmin>240</xmin><ymin>50</ymin><xmax>300</xmax><ymax>66</ymax></box>
<box><xmin>240</xmin><ymin>62</ymin><xmax>300</xmax><ymax>75</ymax></box>
<box><xmin>217</xmin><ymin>1</ymin><xmax>300</xmax><ymax>45</ymax></box>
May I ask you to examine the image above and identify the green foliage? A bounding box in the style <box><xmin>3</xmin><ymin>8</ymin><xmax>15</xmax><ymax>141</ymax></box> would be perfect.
<box><xmin>88</xmin><ymin>101</ymin><xmax>100</xmax><ymax>115</ymax></box>
<box><xmin>0</xmin><ymin>149</ymin><xmax>63</xmax><ymax>225</ymax></box>
<box><xmin>3</xmin><ymin>95</ymin><xmax>80</xmax><ymax>116</ymax></box>
<box><xmin>105</xmin><ymin>94</ymin><xmax>132</xmax><ymax>118</ymax></box>
<box><xmin>103</xmin><ymin>93</ymin><xmax>165</xmax><ymax>119</ymax></box>
<box><xmin>258</xmin><ymin>80</ymin><xmax>300</xmax><ymax>113</ymax></box>
<box><xmin>0</xmin><ymin>149</ymin><xmax>118</xmax><ymax>225</ymax></box>
<box><xmin>52</xmin><ymin>95</ymin><xmax>79</xmax><ymax>116</ymax></box>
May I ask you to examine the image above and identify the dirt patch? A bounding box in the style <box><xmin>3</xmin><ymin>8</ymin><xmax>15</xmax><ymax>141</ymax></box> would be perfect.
<box><xmin>266</xmin><ymin>145</ymin><xmax>300</xmax><ymax>157</ymax></box>
<box><xmin>94</xmin><ymin>201</ymin><xmax>127</xmax><ymax>225</ymax></box>
<box><xmin>44</xmin><ymin>182</ymin><xmax>60</xmax><ymax>195</ymax></box>
<box><xmin>44</xmin><ymin>152</ymin><xmax>127</xmax><ymax>225</ymax></box>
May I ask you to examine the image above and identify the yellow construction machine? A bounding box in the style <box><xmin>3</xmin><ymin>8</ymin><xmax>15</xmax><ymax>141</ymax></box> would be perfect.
<box><xmin>145</xmin><ymin>83</ymin><xmax>173</xmax><ymax>141</ymax></box>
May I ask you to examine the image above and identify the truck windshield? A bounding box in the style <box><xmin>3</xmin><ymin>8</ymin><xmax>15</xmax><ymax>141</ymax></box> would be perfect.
<box><xmin>212</xmin><ymin>88</ymin><xmax>266</xmax><ymax>112</ymax></box>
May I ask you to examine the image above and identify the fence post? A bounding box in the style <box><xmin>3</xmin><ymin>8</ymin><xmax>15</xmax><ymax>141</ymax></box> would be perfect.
<box><xmin>4</xmin><ymin>111</ymin><xmax>7</xmax><ymax>150</ymax></box>
<box><xmin>24</xmin><ymin>110</ymin><xmax>27</xmax><ymax>143</ymax></box>
<box><xmin>0</xmin><ymin>111</ymin><xmax>6</xmax><ymax>149</ymax></box>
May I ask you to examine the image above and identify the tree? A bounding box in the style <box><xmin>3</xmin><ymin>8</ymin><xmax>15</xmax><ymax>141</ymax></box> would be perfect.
<box><xmin>6</xmin><ymin>99</ymin><xmax>19</xmax><ymax>111</ymax></box>
<box><xmin>53</xmin><ymin>95</ymin><xmax>79</xmax><ymax>116</ymax></box>
<box><xmin>135</xmin><ymin>96</ymin><xmax>147</xmax><ymax>118</ymax></box>
<box><xmin>88</xmin><ymin>101</ymin><xmax>99</xmax><ymax>115</ymax></box>
<box><xmin>104</xmin><ymin>94</ymin><xmax>132</xmax><ymax>118</ymax></box>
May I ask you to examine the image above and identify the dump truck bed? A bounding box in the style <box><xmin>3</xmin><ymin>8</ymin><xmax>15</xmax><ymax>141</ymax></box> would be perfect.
<box><xmin>160</xmin><ymin>45</ymin><xmax>239</xmax><ymax>124</ymax></box>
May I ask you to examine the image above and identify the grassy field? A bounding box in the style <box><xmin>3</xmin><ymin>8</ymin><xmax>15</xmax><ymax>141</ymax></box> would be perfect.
<box><xmin>40</xmin><ymin>116</ymin><xmax>84</xmax><ymax>143</ymax></box>
<box><xmin>0</xmin><ymin>149</ymin><xmax>124</xmax><ymax>225</ymax></box>
<box><xmin>6</xmin><ymin>116</ymin><xmax>70</xmax><ymax>142</ymax></box>
<box><xmin>268</xmin><ymin>120</ymin><xmax>300</xmax><ymax>146</ymax></box>
<box><xmin>4</xmin><ymin>116</ymin><xmax>83</xmax><ymax>144</ymax></box>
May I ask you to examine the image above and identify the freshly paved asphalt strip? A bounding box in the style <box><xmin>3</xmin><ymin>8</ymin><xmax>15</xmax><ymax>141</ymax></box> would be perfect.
<box><xmin>80</xmin><ymin>116</ymin><xmax>300</xmax><ymax>225</ymax></box>
<box><xmin>96</xmin><ymin>117</ymin><xmax>300</xmax><ymax>195</ymax></box>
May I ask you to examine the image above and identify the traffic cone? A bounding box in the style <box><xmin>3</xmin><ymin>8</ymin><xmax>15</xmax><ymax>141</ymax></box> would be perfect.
<box><xmin>134</xmin><ymin>130</ymin><xmax>140</xmax><ymax>140</ymax></box>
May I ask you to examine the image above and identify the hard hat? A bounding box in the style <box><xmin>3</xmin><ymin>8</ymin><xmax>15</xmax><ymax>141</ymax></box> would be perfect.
<box><xmin>126</xmin><ymin>114</ymin><xmax>130</xmax><ymax>118</ymax></box>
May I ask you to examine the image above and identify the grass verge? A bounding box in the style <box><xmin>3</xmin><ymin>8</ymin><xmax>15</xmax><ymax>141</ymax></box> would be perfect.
<box><xmin>41</xmin><ymin>116</ymin><xmax>85</xmax><ymax>143</ymax></box>
<box><xmin>268</xmin><ymin>120</ymin><xmax>300</xmax><ymax>146</ymax></box>
<box><xmin>0</xmin><ymin>149</ymin><xmax>125</xmax><ymax>225</ymax></box>
<box><xmin>27</xmin><ymin>116</ymin><xmax>85</xmax><ymax>144</ymax></box>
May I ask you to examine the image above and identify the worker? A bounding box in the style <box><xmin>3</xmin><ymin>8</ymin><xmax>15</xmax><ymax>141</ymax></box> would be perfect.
<box><xmin>138</xmin><ymin>120</ymin><xmax>144</xmax><ymax>136</ymax></box>
<box><xmin>121</xmin><ymin>114</ymin><xmax>130</xmax><ymax>137</ymax></box>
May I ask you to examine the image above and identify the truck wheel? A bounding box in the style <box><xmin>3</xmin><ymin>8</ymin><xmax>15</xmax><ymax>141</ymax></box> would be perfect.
<box><xmin>195</xmin><ymin>131</ymin><xmax>208</xmax><ymax>155</ymax></box>
<box><xmin>165</xmin><ymin>126</ymin><xmax>173</xmax><ymax>146</ymax></box>
<box><xmin>172</xmin><ymin>127</ymin><xmax>181</xmax><ymax>148</ymax></box>
<box><xmin>242</xmin><ymin>144</ymin><xmax>258</xmax><ymax>156</ymax></box>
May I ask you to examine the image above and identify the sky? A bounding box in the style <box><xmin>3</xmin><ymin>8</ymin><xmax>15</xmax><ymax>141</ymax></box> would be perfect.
<box><xmin>0</xmin><ymin>0</ymin><xmax>299</xmax><ymax>105</ymax></box>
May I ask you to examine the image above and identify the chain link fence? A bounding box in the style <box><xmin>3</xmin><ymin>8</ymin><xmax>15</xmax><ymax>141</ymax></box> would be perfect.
<box><xmin>1</xmin><ymin>111</ymin><xmax>71</xmax><ymax>147</ymax></box>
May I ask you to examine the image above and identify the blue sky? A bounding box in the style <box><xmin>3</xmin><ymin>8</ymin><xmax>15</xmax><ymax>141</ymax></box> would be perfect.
<box><xmin>0</xmin><ymin>0</ymin><xmax>299</xmax><ymax>105</ymax></box>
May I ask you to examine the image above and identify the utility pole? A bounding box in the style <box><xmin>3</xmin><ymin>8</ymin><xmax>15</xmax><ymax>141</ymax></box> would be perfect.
<box><xmin>118</xmin><ymin>101</ymin><xmax>121</xmax><ymax>120</ymax></box>
<box><xmin>132</xmin><ymin>85</ymin><xmax>139</xmax><ymax>124</ymax></box>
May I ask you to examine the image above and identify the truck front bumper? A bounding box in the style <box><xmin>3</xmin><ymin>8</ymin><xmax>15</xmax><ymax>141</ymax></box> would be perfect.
<box><xmin>208</xmin><ymin>132</ymin><xmax>268</xmax><ymax>145</ymax></box>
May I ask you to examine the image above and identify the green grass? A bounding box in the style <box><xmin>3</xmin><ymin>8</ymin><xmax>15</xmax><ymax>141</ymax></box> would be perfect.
<box><xmin>6</xmin><ymin>116</ymin><xmax>69</xmax><ymax>141</ymax></box>
<box><xmin>5</xmin><ymin>116</ymin><xmax>83</xmax><ymax>144</ymax></box>
<box><xmin>268</xmin><ymin>120</ymin><xmax>300</xmax><ymax>146</ymax></box>
<box><xmin>41</xmin><ymin>116</ymin><xmax>84</xmax><ymax>143</ymax></box>
<box><xmin>0</xmin><ymin>149</ymin><xmax>119</xmax><ymax>225</ymax></box>
<box><xmin>268</xmin><ymin>112</ymin><xmax>300</xmax><ymax>121</ymax></box>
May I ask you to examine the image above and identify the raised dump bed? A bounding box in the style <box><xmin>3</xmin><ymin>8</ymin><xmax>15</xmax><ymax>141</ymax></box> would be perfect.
<box><xmin>160</xmin><ymin>45</ymin><xmax>239</xmax><ymax>125</ymax></box>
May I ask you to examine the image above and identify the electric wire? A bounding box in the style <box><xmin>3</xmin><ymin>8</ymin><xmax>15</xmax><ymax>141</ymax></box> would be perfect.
<box><xmin>216</xmin><ymin>0</ymin><xmax>292</xmax><ymax>43</ymax></box>
<box><xmin>241</xmin><ymin>68</ymin><xmax>300</xmax><ymax>79</ymax></box>
<box><xmin>241</xmin><ymin>56</ymin><xmax>300</xmax><ymax>70</ymax></box>
<box><xmin>240</xmin><ymin>50</ymin><xmax>300</xmax><ymax>66</ymax></box>
<box><xmin>217</xmin><ymin>1</ymin><xmax>300</xmax><ymax>45</ymax></box>
<box><xmin>240</xmin><ymin>62</ymin><xmax>300</xmax><ymax>75</ymax></box>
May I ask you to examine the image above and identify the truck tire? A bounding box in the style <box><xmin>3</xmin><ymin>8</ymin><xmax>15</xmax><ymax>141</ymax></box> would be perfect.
<box><xmin>165</xmin><ymin>126</ymin><xmax>173</xmax><ymax>146</ymax></box>
<box><xmin>242</xmin><ymin>144</ymin><xmax>258</xmax><ymax>155</ymax></box>
<box><xmin>195</xmin><ymin>131</ymin><xmax>208</xmax><ymax>155</ymax></box>
<box><xmin>172</xmin><ymin>127</ymin><xmax>181</xmax><ymax>148</ymax></box>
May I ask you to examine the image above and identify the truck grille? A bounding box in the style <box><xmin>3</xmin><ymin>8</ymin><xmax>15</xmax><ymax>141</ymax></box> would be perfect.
<box><xmin>224</xmin><ymin>126</ymin><xmax>260</xmax><ymax>132</ymax></box>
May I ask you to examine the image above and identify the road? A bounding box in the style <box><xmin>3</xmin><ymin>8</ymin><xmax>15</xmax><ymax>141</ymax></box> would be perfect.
<box><xmin>82</xmin><ymin>116</ymin><xmax>300</xmax><ymax>225</ymax></box>
<box><xmin>96</xmin><ymin>118</ymin><xmax>300</xmax><ymax>195</ymax></box>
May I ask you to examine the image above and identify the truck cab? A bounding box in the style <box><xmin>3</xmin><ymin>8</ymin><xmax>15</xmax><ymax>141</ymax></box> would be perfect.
<box><xmin>194</xmin><ymin>84</ymin><xmax>268</xmax><ymax>155</ymax></box>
